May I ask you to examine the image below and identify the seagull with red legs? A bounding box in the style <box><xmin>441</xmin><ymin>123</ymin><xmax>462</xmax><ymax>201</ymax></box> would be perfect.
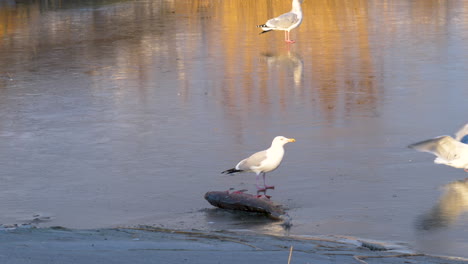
<box><xmin>222</xmin><ymin>136</ymin><xmax>296</xmax><ymax>192</ymax></box>
<box><xmin>257</xmin><ymin>0</ymin><xmax>303</xmax><ymax>44</ymax></box>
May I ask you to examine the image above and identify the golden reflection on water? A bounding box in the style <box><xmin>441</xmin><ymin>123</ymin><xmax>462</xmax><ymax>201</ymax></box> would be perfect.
<box><xmin>0</xmin><ymin>0</ymin><xmax>467</xmax><ymax>120</ymax></box>
<box><xmin>417</xmin><ymin>179</ymin><xmax>468</xmax><ymax>231</ymax></box>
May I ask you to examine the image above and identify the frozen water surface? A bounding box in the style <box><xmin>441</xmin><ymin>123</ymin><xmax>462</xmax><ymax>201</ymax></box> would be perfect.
<box><xmin>1</xmin><ymin>0</ymin><xmax>468</xmax><ymax>258</ymax></box>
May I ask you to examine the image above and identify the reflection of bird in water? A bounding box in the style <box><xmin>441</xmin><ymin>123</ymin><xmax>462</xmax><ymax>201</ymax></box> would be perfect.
<box><xmin>408</xmin><ymin>123</ymin><xmax>468</xmax><ymax>172</ymax></box>
<box><xmin>222</xmin><ymin>136</ymin><xmax>296</xmax><ymax>192</ymax></box>
<box><xmin>262</xmin><ymin>51</ymin><xmax>303</xmax><ymax>87</ymax></box>
<box><xmin>416</xmin><ymin>178</ymin><xmax>468</xmax><ymax>230</ymax></box>
<box><xmin>257</xmin><ymin>0</ymin><xmax>303</xmax><ymax>44</ymax></box>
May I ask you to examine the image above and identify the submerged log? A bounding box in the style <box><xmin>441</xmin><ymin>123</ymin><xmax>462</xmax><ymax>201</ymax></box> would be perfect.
<box><xmin>204</xmin><ymin>190</ymin><xmax>287</xmax><ymax>220</ymax></box>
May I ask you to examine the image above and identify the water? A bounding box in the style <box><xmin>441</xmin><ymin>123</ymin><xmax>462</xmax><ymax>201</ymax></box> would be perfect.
<box><xmin>1</xmin><ymin>0</ymin><xmax>468</xmax><ymax>258</ymax></box>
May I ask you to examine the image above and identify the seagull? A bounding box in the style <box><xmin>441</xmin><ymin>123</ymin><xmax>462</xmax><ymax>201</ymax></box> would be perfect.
<box><xmin>222</xmin><ymin>136</ymin><xmax>296</xmax><ymax>191</ymax></box>
<box><xmin>408</xmin><ymin>123</ymin><xmax>468</xmax><ymax>172</ymax></box>
<box><xmin>257</xmin><ymin>0</ymin><xmax>304</xmax><ymax>44</ymax></box>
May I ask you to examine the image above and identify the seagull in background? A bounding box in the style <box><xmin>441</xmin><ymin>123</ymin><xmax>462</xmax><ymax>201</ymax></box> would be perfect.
<box><xmin>409</xmin><ymin>123</ymin><xmax>468</xmax><ymax>172</ymax></box>
<box><xmin>257</xmin><ymin>0</ymin><xmax>304</xmax><ymax>44</ymax></box>
<box><xmin>222</xmin><ymin>136</ymin><xmax>296</xmax><ymax>191</ymax></box>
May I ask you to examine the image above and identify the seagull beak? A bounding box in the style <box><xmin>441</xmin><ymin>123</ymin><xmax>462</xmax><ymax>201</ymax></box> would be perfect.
<box><xmin>289</xmin><ymin>138</ymin><xmax>296</xmax><ymax>142</ymax></box>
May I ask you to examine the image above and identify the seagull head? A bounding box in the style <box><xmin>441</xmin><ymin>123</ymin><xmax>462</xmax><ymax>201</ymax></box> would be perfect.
<box><xmin>272</xmin><ymin>136</ymin><xmax>296</xmax><ymax>146</ymax></box>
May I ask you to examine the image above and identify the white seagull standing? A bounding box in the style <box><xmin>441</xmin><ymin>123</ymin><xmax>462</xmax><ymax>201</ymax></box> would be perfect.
<box><xmin>257</xmin><ymin>0</ymin><xmax>304</xmax><ymax>44</ymax></box>
<box><xmin>408</xmin><ymin>123</ymin><xmax>468</xmax><ymax>172</ymax></box>
<box><xmin>222</xmin><ymin>136</ymin><xmax>296</xmax><ymax>191</ymax></box>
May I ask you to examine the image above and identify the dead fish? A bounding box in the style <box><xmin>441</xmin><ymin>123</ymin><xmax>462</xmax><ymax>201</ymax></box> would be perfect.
<box><xmin>204</xmin><ymin>190</ymin><xmax>287</xmax><ymax>220</ymax></box>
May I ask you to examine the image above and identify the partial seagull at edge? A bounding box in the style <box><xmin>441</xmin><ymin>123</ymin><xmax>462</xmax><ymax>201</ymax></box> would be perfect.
<box><xmin>409</xmin><ymin>123</ymin><xmax>468</xmax><ymax>172</ymax></box>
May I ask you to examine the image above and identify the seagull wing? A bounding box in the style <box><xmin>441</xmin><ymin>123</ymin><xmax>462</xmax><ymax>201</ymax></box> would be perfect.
<box><xmin>408</xmin><ymin>136</ymin><xmax>468</xmax><ymax>162</ymax></box>
<box><xmin>236</xmin><ymin>150</ymin><xmax>268</xmax><ymax>171</ymax></box>
<box><xmin>266</xmin><ymin>12</ymin><xmax>299</xmax><ymax>29</ymax></box>
<box><xmin>454</xmin><ymin>123</ymin><xmax>468</xmax><ymax>143</ymax></box>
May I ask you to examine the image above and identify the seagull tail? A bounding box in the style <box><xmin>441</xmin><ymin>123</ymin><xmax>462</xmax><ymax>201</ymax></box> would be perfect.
<box><xmin>257</xmin><ymin>24</ymin><xmax>273</xmax><ymax>35</ymax></box>
<box><xmin>259</xmin><ymin>30</ymin><xmax>273</xmax><ymax>35</ymax></box>
<box><xmin>222</xmin><ymin>168</ymin><xmax>243</xmax><ymax>174</ymax></box>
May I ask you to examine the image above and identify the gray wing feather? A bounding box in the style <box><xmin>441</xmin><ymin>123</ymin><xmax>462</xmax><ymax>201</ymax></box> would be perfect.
<box><xmin>266</xmin><ymin>12</ymin><xmax>299</xmax><ymax>29</ymax></box>
<box><xmin>236</xmin><ymin>150</ymin><xmax>267</xmax><ymax>170</ymax></box>
<box><xmin>455</xmin><ymin>123</ymin><xmax>468</xmax><ymax>141</ymax></box>
<box><xmin>408</xmin><ymin>136</ymin><xmax>465</xmax><ymax>162</ymax></box>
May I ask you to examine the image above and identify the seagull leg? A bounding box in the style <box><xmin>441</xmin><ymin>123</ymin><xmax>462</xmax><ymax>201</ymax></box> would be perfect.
<box><xmin>262</xmin><ymin>172</ymin><xmax>275</xmax><ymax>190</ymax></box>
<box><xmin>285</xmin><ymin>31</ymin><xmax>296</xmax><ymax>44</ymax></box>
<box><xmin>256</xmin><ymin>188</ymin><xmax>268</xmax><ymax>198</ymax></box>
<box><xmin>256</xmin><ymin>194</ymin><xmax>271</xmax><ymax>199</ymax></box>
<box><xmin>465</xmin><ymin>168</ymin><xmax>468</xmax><ymax>173</ymax></box>
<box><xmin>256</xmin><ymin>173</ymin><xmax>266</xmax><ymax>192</ymax></box>
<box><xmin>256</xmin><ymin>187</ymin><xmax>271</xmax><ymax>199</ymax></box>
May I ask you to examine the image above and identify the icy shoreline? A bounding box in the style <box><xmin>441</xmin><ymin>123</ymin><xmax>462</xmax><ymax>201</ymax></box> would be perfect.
<box><xmin>0</xmin><ymin>226</ymin><xmax>467</xmax><ymax>264</ymax></box>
